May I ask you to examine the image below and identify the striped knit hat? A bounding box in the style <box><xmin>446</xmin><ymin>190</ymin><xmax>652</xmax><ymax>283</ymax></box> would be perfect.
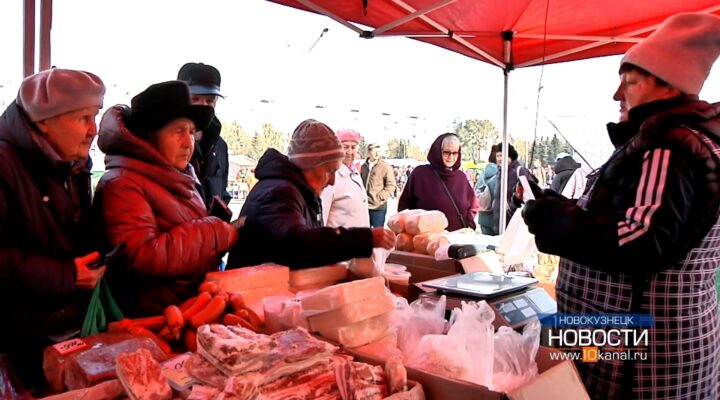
<box><xmin>288</xmin><ymin>119</ymin><xmax>344</xmax><ymax>169</ymax></box>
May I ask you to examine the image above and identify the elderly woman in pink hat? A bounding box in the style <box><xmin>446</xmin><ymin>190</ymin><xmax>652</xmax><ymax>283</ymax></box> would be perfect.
<box><xmin>320</xmin><ymin>128</ymin><xmax>370</xmax><ymax>228</ymax></box>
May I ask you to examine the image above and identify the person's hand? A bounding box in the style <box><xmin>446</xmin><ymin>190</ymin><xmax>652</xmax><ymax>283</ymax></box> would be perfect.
<box><xmin>539</xmin><ymin>188</ymin><xmax>565</xmax><ymax>200</ymax></box>
<box><xmin>75</xmin><ymin>252</ymin><xmax>105</xmax><ymax>289</ymax></box>
<box><xmin>522</xmin><ymin>197</ymin><xmax>566</xmax><ymax>235</ymax></box>
<box><xmin>514</xmin><ymin>182</ymin><xmax>525</xmax><ymax>202</ymax></box>
<box><xmin>230</xmin><ymin>216</ymin><xmax>246</xmax><ymax>230</ymax></box>
<box><xmin>372</xmin><ymin>228</ymin><xmax>396</xmax><ymax>250</ymax></box>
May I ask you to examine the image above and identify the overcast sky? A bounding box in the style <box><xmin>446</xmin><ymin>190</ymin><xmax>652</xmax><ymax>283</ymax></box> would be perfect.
<box><xmin>1</xmin><ymin>0</ymin><xmax>719</xmax><ymax>167</ymax></box>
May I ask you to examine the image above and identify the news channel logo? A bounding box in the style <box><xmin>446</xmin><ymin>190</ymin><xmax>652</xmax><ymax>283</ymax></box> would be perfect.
<box><xmin>538</xmin><ymin>313</ymin><xmax>654</xmax><ymax>363</ymax></box>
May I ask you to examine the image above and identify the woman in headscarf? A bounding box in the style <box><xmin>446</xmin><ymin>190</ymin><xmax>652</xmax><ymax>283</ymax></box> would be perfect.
<box><xmin>398</xmin><ymin>133</ymin><xmax>478</xmax><ymax>231</ymax></box>
<box><xmin>93</xmin><ymin>81</ymin><xmax>237</xmax><ymax>317</ymax></box>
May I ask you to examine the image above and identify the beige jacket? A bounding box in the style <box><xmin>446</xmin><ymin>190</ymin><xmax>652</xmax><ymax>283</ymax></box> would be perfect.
<box><xmin>360</xmin><ymin>159</ymin><xmax>397</xmax><ymax>209</ymax></box>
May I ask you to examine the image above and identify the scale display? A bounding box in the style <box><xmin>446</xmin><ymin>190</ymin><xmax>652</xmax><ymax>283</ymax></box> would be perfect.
<box><xmin>423</xmin><ymin>272</ymin><xmax>538</xmax><ymax>298</ymax></box>
<box><xmin>490</xmin><ymin>288</ymin><xmax>557</xmax><ymax>326</ymax></box>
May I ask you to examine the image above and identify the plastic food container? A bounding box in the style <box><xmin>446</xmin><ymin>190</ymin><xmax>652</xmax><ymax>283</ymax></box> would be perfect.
<box><xmin>262</xmin><ymin>295</ymin><xmax>294</xmax><ymax>334</ymax></box>
<box><xmin>384</xmin><ymin>263</ymin><xmax>407</xmax><ymax>272</ymax></box>
<box><xmin>383</xmin><ymin>269</ymin><xmax>411</xmax><ymax>285</ymax></box>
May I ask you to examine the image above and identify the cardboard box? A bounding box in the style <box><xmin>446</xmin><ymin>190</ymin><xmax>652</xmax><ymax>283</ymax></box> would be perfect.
<box><xmin>386</xmin><ymin>251</ymin><xmax>460</xmax><ymax>283</ymax></box>
<box><xmin>350</xmin><ymin>346</ymin><xmax>589</xmax><ymax>400</ymax></box>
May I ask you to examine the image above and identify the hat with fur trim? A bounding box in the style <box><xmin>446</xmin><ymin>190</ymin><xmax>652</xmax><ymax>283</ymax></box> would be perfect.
<box><xmin>127</xmin><ymin>81</ymin><xmax>214</xmax><ymax>138</ymax></box>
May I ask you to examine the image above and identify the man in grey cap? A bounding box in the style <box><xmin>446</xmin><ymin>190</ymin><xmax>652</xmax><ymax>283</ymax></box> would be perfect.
<box><xmin>227</xmin><ymin>119</ymin><xmax>396</xmax><ymax>269</ymax></box>
<box><xmin>177</xmin><ymin>62</ymin><xmax>232</xmax><ymax>207</ymax></box>
<box><xmin>0</xmin><ymin>68</ymin><xmax>106</xmax><ymax>388</ymax></box>
<box><xmin>523</xmin><ymin>13</ymin><xmax>720</xmax><ymax>399</ymax></box>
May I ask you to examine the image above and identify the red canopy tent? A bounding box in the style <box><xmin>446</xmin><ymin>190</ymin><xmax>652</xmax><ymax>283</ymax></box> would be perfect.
<box><xmin>22</xmin><ymin>0</ymin><xmax>720</xmax><ymax>231</ymax></box>
<box><xmin>264</xmin><ymin>0</ymin><xmax>720</xmax><ymax>231</ymax></box>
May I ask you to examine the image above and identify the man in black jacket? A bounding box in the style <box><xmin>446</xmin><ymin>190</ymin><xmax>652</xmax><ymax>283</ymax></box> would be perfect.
<box><xmin>178</xmin><ymin>62</ymin><xmax>232</xmax><ymax>207</ymax></box>
<box><xmin>0</xmin><ymin>69</ymin><xmax>106</xmax><ymax>388</ymax></box>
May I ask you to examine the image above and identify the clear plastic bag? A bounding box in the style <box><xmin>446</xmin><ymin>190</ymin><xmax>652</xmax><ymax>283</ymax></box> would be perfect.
<box><xmin>491</xmin><ymin>318</ymin><xmax>541</xmax><ymax>392</ymax></box>
<box><xmin>349</xmin><ymin>247</ymin><xmax>392</xmax><ymax>278</ymax></box>
<box><xmin>407</xmin><ymin>301</ymin><xmax>495</xmax><ymax>387</ymax></box>
<box><xmin>391</xmin><ymin>295</ymin><xmax>447</xmax><ymax>361</ymax></box>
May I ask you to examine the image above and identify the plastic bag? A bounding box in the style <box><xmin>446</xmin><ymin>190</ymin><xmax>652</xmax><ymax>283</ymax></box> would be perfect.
<box><xmin>81</xmin><ymin>278</ymin><xmax>124</xmax><ymax>337</ymax></box>
<box><xmin>498</xmin><ymin>208</ymin><xmax>538</xmax><ymax>266</ymax></box>
<box><xmin>275</xmin><ymin>298</ymin><xmax>309</xmax><ymax>331</ymax></box>
<box><xmin>349</xmin><ymin>247</ymin><xmax>392</xmax><ymax>278</ymax></box>
<box><xmin>491</xmin><ymin>318</ymin><xmax>541</xmax><ymax>392</ymax></box>
<box><xmin>371</xmin><ymin>247</ymin><xmax>391</xmax><ymax>277</ymax></box>
<box><xmin>477</xmin><ymin>184</ymin><xmax>493</xmax><ymax>212</ymax></box>
<box><xmin>391</xmin><ymin>295</ymin><xmax>447</xmax><ymax>361</ymax></box>
<box><xmin>0</xmin><ymin>354</ymin><xmax>32</xmax><ymax>400</ymax></box>
<box><xmin>407</xmin><ymin>301</ymin><xmax>495</xmax><ymax>387</ymax></box>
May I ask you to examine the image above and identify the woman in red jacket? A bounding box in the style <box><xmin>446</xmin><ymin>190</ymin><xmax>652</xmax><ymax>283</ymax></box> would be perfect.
<box><xmin>94</xmin><ymin>81</ymin><xmax>237</xmax><ymax>317</ymax></box>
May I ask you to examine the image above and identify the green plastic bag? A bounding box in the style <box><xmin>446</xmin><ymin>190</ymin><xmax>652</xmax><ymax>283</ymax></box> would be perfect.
<box><xmin>81</xmin><ymin>278</ymin><xmax>124</xmax><ymax>337</ymax></box>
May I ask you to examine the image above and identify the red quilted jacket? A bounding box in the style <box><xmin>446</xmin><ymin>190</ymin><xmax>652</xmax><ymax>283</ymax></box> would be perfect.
<box><xmin>94</xmin><ymin>106</ymin><xmax>235</xmax><ymax>317</ymax></box>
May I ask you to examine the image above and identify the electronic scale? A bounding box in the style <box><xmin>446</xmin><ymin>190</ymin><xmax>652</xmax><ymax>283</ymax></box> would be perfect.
<box><xmin>421</xmin><ymin>272</ymin><xmax>557</xmax><ymax>329</ymax></box>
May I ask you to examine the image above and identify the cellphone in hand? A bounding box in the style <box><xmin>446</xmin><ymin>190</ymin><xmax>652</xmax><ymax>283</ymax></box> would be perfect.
<box><xmin>87</xmin><ymin>242</ymin><xmax>126</xmax><ymax>270</ymax></box>
<box><xmin>209</xmin><ymin>195</ymin><xmax>233</xmax><ymax>222</ymax></box>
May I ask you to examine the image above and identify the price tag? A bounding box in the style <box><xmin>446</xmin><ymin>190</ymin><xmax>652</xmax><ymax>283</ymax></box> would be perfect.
<box><xmin>162</xmin><ymin>352</ymin><xmax>197</xmax><ymax>391</ymax></box>
<box><xmin>52</xmin><ymin>338</ymin><xmax>88</xmax><ymax>356</ymax></box>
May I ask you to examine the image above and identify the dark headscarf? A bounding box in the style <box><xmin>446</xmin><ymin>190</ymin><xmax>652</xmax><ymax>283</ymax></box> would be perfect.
<box><xmin>427</xmin><ymin>133</ymin><xmax>461</xmax><ymax>178</ymax></box>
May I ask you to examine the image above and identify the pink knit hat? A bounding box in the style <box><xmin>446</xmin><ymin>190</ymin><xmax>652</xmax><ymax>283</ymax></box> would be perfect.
<box><xmin>17</xmin><ymin>68</ymin><xmax>105</xmax><ymax>122</ymax></box>
<box><xmin>621</xmin><ymin>13</ymin><xmax>720</xmax><ymax>95</ymax></box>
<box><xmin>288</xmin><ymin>119</ymin><xmax>344</xmax><ymax>169</ymax></box>
<box><xmin>336</xmin><ymin>128</ymin><xmax>361</xmax><ymax>143</ymax></box>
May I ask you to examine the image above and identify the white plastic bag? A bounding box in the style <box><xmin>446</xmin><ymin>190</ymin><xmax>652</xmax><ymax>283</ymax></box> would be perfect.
<box><xmin>491</xmin><ymin>318</ymin><xmax>541</xmax><ymax>392</ymax></box>
<box><xmin>349</xmin><ymin>247</ymin><xmax>392</xmax><ymax>278</ymax></box>
<box><xmin>498</xmin><ymin>208</ymin><xmax>538</xmax><ymax>265</ymax></box>
<box><xmin>391</xmin><ymin>295</ymin><xmax>447</xmax><ymax>361</ymax></box>
<box><xmin>407</xmin><ymin>301</ymin><xmax>495</xmax><ymax>387</ymax></box>
<box><xmin>371</xmin><ymin>247</ymin><xmax>391</xmax><ymax>277</ymax></box>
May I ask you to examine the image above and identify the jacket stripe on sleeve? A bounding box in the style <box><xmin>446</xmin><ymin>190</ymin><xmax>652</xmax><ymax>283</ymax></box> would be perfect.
<box><xmin>618</xmin><ymin>149</ymin><xmax>671</xmax><ymax>246</ymax></box>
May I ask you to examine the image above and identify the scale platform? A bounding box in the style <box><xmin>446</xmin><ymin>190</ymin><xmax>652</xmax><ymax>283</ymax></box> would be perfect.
<box><xmin>420</xmin><ymin>272</ymin><xmax>557</xmax><ymax>329</ymax></box>
<box><xmin>422</xmin><ymin>272</ymin><xmax>538</xmax><ymax>298</ymax></box>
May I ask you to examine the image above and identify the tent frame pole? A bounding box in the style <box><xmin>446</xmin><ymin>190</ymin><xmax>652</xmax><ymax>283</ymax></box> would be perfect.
<box><xmin>499</xmin><ymin>68</ymin><xmax>510</xmax><ymax>234</ymax></box>
<box><xmin>23</xmin><ymin>0</ymin><xmax>35</xmax><ymax>77</ymax></box>
<box><xmin>498</xmin><ymin>30</ymin><xmax>514</xmax><ymax>235</ymax></box>
<box><xmin>39</xmin><ymin>0</ymin><xmax>52</xmax><ymax>72</ymax></box>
